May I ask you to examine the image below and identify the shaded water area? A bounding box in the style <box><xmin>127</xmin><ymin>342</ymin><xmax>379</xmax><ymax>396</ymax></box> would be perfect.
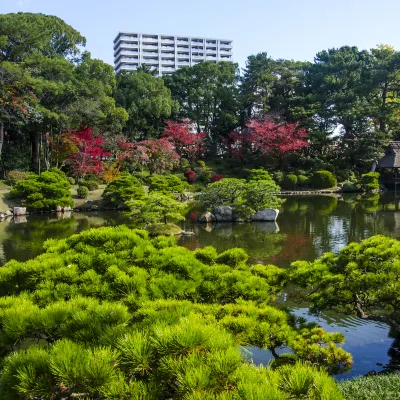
<box><xmin>2</xmin><ymin>193</ymin><xmax>400</xmax><ymax>380</ymax></box>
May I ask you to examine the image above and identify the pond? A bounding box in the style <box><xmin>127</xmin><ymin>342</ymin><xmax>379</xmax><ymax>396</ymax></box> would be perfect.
<box><xmin>1</xmin><ymin>193</ymin><xmax>400</xmax><ymax>380</ymax></box>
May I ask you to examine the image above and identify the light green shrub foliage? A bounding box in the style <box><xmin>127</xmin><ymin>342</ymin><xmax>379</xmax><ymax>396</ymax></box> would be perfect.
<box><xmin>360</xmin><ymin>172</ymin><xmax>380</xmax><ymax>192</ymax></box>
<box><xmin>0</xmin><ymin>226</ymin><xmax>349</xmax><ymax>398</ymax></box>
<box><xmin>128</xmin><ymin>192</ymin><xmax>186</xmax><ymax>225</ymax></box>
<box><xmin>247</xmin><ymin>169</ymin><xmax>273</xmax><ymax>182</ymax></box>
<box><xmin>273</xmin><ymin>171</ymin><xmax>284</xmax><ymax>185</ymax></box>
<box><xmin>102</xmin><ymin>172</ymin><xmax>145</xmax><ymax>206</ymax></box>
<box><xmin>297</xmin><ymin>175</ymin><xmax>308</xmax><ymax>187</ymax></box>
<box><xmin>77</xmin><ymin>186</ymin><xmax>89</xmax><ymax>199</ymax></box>
<box><xmin>6</xmin><ymin>170</ymin><xmax>28</xmax><ymax>186</ymax></box>
<box><xmin>310</xmin><ymin>170</ymin><xmax>337</xmax><ymax>189</ymax></box>
<box><xmin>9</xmin><ymin>168</ymin><xmax>73</xmax><ymax>210</ymax></box>
<box><xmin>149</xmin><ymin>174</ymin><xmax>185</xmax><ymax>195</ymax></box>
<box><xmin>79</xmin><ymin>180</ymin><xmax>99</xmax><ymax>191</ymax></box>
<box><xmin>283</xmin><ymin>174</ymin><xmax>298</xmax><ymax>189</ymax></box>
<box><xmin>287</xmin><ymin>235</ymin><xmax>400</xmax><ymax>327</ymax></box>
<box><xmin>196</xmin><ymin>178</ymin><xmax>283</xmax><ymax>218</ymax></box>
<box><xmin>67</xmin><ymin>176</ymin><xmax>75</xmax><ymax>185</ymax></box>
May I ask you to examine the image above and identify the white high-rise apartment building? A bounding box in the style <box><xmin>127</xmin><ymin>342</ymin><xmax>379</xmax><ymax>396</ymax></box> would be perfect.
<box><xmin>113</xmin><ymin>32</ymin><xmax>233</xmax><ymax>76</ymax></box>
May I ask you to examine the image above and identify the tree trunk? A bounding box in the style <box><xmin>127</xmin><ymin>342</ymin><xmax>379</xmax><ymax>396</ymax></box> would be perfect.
<box><xmin>0</xmin><ymin>121</ymin><xmax>4</xmax><ymax>158</ymax></box>
<box><xmin>30</xmin><ymin>131</ymin><xmax>39</xmax><ymax>173</ymax></box>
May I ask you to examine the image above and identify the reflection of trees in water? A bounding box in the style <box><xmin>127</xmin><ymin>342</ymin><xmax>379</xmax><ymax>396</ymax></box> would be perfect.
<box><xmin>179</xmin><ymin>222</ymin><xmax>286</xmax><ymax>262</ymax></box>
<box><xmin>1</xmin><ymin>212</ymin><xmax>132</xmax><ymax>265</ymax></box>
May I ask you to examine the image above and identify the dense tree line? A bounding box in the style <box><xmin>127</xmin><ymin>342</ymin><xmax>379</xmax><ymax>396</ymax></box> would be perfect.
<box><xmin>3</xmin><ymin>13</ymin><xmax>400</xmax><ymax>178</ymax></box>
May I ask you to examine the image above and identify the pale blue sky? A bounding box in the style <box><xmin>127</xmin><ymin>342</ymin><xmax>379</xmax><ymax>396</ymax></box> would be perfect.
<box><xmin>3</xmin><ymin>0</ymin><xmax>400</xmax><ymax>70</ymax></box>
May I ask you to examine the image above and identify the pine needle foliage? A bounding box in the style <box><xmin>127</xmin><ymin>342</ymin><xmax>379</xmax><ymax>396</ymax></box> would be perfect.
<box><xmin>0</xmin><ymin>226</ymin><xmax>349</xmax><ymax>399</ymax></box>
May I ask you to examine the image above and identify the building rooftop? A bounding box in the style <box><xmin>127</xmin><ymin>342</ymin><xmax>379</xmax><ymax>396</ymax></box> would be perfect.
<box><xmin>377</xmin><ymin>141</ymin><xmax>400</xmax><ymax>168</ymax></box>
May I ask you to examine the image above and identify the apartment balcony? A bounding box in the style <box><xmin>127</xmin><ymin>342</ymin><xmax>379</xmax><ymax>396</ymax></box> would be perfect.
<box><xmin>220</xmin><ymin>43</ymin><xmax>233</xmax><ymax>49</ymax></box>
<box><xmin>161</xmin><ymin>38</ymin><xmax>174</xmax><ymax>43</ymax></box>
<box><xmin>142</xmin><ymin>35</ymin><xmax>158</xmax><ymax>41</ymax></box>
<box><xmin>161</xmin><ymin>65</ymin><xmax>175</xmax><ymax>70</ymax></box>
<box><xmin>160</xmin><ymin>51</ymin><xmax>174</xmax><ymax>57</ymax></box>
<box><xmin>120</xmin><ymin>35</ymin><xmax>138</xmax><ymax>41</ymax></box>
<box><xmin>142</xmin><ymin>44</ymin><xmax>159</xmax><ymax>50</ymax></box>
<box><xmin>177</xmin><ymin>38</ymin><xmax>189</xmax><ymax>43</ymax></box>
<box><xmin>206</xmin><ymin>56</ymin><xmax>217</xmax><ymax>61</ymax></box>
<box><xmin>161</xmin><ymin>59</ymin><xmax>175</xmax><ymax>64</ymax></box>
<box><xmin>177</xmin><ymin>60</ymin><xmax>190</xmax><ymax>65</ymax></box>
<box><xmin>142</xmin><ymin>59</ymin><xmax>159</xmax><ymax>65</ymax></box>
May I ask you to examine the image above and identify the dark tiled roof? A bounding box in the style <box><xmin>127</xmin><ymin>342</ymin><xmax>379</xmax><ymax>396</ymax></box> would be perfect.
<box><xmin>378</xmin><ymin>141</ymin><xmax>400</xmax><ymax>168</ymax></box>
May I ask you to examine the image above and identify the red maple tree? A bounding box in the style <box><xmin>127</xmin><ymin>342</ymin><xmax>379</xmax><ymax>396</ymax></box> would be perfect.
<box><xmin>65</xmin><ymin>127</ymin><xmax>110</xmax><ymax>178</ymax></box>
<box><xmin>225</xmin><ymin>120</ymin><xmax>308</xmax><ymax>160</ymax></box>
<box><xmin>162</xmin><ymin>120</ymin><xmax>206</xmax><ymax>161</ymax></box>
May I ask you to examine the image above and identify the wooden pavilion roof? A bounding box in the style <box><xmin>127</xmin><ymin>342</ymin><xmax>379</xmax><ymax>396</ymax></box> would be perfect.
<box><xmin>377</xmin><ymin>141</ymin><xmax>400</xmax><ymax>168</ymax></box>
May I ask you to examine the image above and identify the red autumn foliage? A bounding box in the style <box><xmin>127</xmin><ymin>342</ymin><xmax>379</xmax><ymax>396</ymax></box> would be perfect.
<box><xmin>210</xmin><ymin>174</ymin><xmax>224</xmax><ymax>182</ymax></box>
<box><xmin>224</xmin><ymin>120</ymin><xmax>308</xmax><ymax>160</ymax></box>
<box><xmin>117</xmin><ymin>138</ymin><xmax>179</xmax><ymax>175</ymax></box>
<box><xmin>65</xmin><ymin>127</ymin><xmax>110</xmax><ymax>177</ymax></box>
<box><xmin>185</xmin><ymin>170</ymin><xmax>197</xmax><ymax>184</ymax></box>
<box><xmin>162</xmin><ymin>120</ymin><xmax>206</xmax><ymax>161</ymax></box>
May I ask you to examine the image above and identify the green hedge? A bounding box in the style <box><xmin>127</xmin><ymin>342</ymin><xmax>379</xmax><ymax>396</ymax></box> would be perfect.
<box><xmin>283</xmin><ymin>174</ymin><xmax>298</xmax><ymax>189</ymax></box>
<box><xmin>310</xmin><ymin>170</ymin><xmax>337</xmax><ymax>189</ymax></box>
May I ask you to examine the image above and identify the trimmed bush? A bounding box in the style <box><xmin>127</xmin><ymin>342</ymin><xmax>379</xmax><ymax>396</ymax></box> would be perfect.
<box><xmin>360</xmin><ymin>172</ymin><xmax>380</xmax><ymax>192</ymax></box>
<box><xmin>310</xmin><ymin>170</ymin><xmax>337</xmax><ymax>189</ymax></box>
<box><xmin>79</xmin><ymin>180</ymin><xmax>99</xmax><ymax>191</ymax></box>
<box><xmin>67</xmin><ymin>177</ymin><xmax>75</xmax><ymax>185</ymax></box>
<box><xmin>341</xmin><ymin>181</ymin><xmax>358</xmax><ymax>193</ymax></box>
<box><xmin>77</xmin><ymin>186</ymin><xmax>89</xmax><ymax>199</ymax></box>
<box><xmin>248</xmin><ymin>169</ymin><xmax>273</xmax><ymax>182</ymax></box>
<box><xmin>283</xmin><ymin>174</ymin><xmax>298</xmax><ymax>190</ymax></box>
<box><xmin>297</xmin><ymin>175</ymin><xmax>308</xmax><ymax>187</ymax></box>
<box><xmin>9</xmin><ymin>168</ymin><xmax>73</xmax><ymax>210</ymax></box>
<box><xmin>149</xmin><ymin>174</ymin><xmax>185</xmax><ymax>195</ymax></box>
<box><xmin>197</xmin><ymin>160</ymin><xmax>206</xmax><ymax>168</ymax></box>
<box><xmin>102</xmin><ymin>172</ymin><xmax>145</xmax><ymax>206</ymax></box>
<box><xmin>273</xmin><ymin>171</ymin><xmax>284</xmax><ymax>185</ymax></box>
<box><xmin>6</xmin><ymin>170</ymin><xmax>27</xmax><ymax>186</ymax></box>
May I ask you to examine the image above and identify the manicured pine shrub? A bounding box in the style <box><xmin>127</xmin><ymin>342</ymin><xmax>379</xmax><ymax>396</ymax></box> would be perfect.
<box><xmin>283</xmin><ymin>174</ymin><xmax>298</xmax><ymax>190</ymax></box>
<box><xmin>297</xmin><ymin>175</ymin><xmax>308</xmax><ymax>187</ymax></box>
<box><xmin>9</xmin><ymin>168</ymin><xmax>73</xmax><ymax>210</ymax></box>
<box><xmin>341</xmin><ymin>181</ymin><xmax>358</xmax><ymax>192</ymax></box>
<box><xmin>0</xmin><ymin>226</ymin><xmax>350</xmax><ymax>398</ymax></box>
<box><xmin>102</xmin><ymin>172</ymin><xmax>145</xmax><ymax>206</ymax></box>
<box><xmin>79</xmin><ymin>180</ymin><xmax>99</xmax><ymax>191</ymax></box>
<box><xmin>360</xmin><ymin>172</ymin><xmax>380</xmax><ymax>192</ymax></box>
<box><xmin>77</xmin><ymin>186</ymin><xmax>89</xmax><ymax>199</ymax></box>
<box><xmin>148</xmin><ymin>174</ymin><xmax>185</xmax><ymax>195</ymax></box>
<box><xmin>67</xmin><ymin>177</ymin><xmax>75</xmax><ymax>185</ymax></box>
<box><xmin>273</xmin><ymin>171</ymin><xmax>284</xmax><ymax>185</ymax></box>
<box><xmin>310</xmin><ymin>170</ymin><xmax>337</xmax><ymax>189</ymax></box>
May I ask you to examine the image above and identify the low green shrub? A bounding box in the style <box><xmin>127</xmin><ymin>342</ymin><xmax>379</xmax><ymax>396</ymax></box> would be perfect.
<box><xmin>297</xmin><ymin>175</ymin><xmax>308</xmax><ymax>187</ymax></box>
<box><xmin>79</xmin><ymin>180</ymin><xmax>99</xmax><ymax>191</ymax></box>
<box><xmin>194</xmin><ymin>246</ymin><xmax>218</xmax><ymax>265</ymax></box>
<box><xmin>341</xmin><ymin>181</ymin><xmax>358</xmax><ymax>193</ymax></box>
<box><xmin>6</xmin><ymin>170</ymin><xmax>27</xmax><ymax>186</ymax></box>
<box><xmin>149</xmin><ymin>174</ymin><xmax>185</xmax><ymax>195</ymax></box>
<box><xmin>67</xmin><ymin>177</ymin><xmax>75</xmax><ymax>185</ymax></box>
<box><xmin>360</xmin><ymin>172</ymin><xmax>380</xmax><ymax>192</ymax></box>
<box><xmin>273</xmin><ymin>171</ymin><xmax>284</xmax><ymax>185</ymax></box>
<box><xmin>247</xmin><ymin>169</ymin><xmax>273</xmax><ymax>182</ymax></box>
<box><xmin>77</xmin><ymin>186</ymin><xmax>89</xmax><ymax>199</ymax></box>
<box><xmin>102</xmin><ymin>172</ymin><xmax>145</xmax><ymax>206</ymax></box>
<box><xmin>9</xmin><ymin>168</ymin><xmax>73</xmax><ymax>210</ymax></box>
<box><xmin>283</xmin><ymin>174</ymin><xmax>298</xmax><ymax>190</ymax></box>
<box><xmin>310</xmin><ymin>170</ymin><xmax>337</xmax><ymax>189</ymax></box>
<box><xmin>197</xmin><ymin>160</ymin><xmax>206</xmax><ymax>168</ymax></box>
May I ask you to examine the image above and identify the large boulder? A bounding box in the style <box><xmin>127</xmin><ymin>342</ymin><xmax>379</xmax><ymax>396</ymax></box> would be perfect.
<box><xmin>198</xmin><ymin>211</ymin><xmax>216</xmax><ymax>223</ymax></box>
<box><xmin>213</xmin><ymin>206</ymin><xmax>233</xmax><ymax>222</ymax></box>
<box><xmin>13</xmin><ymin>207</ymin><xmax>26</xmax><ymax>216</ymax></box>
<box><xmin>251</xmin><ymin>208</ymin><xmax>279</xmax><ymax>222</ymax></box>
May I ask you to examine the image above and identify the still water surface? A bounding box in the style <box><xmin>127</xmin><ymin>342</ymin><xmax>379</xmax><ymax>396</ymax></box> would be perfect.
<box><xmin>2</xmin><ymin>193</ymin><xmax>400</xmax><ymax>380</ymax></box>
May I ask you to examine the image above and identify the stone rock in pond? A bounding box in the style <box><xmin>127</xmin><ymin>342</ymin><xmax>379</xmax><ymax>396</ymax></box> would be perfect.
<box><xmin>251</xmin><ymin>208</ymin><xmax>279</xmax><ymax>222</ymax></box>
<box><xmin>91</xmin><ymin>205</ymin><xmax>99</xmax><ymax>211</ymax></box>
<box><xmin>13</xmin><ymin>207</ymin><xmax>26</xmax><ymax>216</ymax></box>
<box><xmin>213</xmin><ymin>206</ymin><xmax>233</xmax><ymax>222</ymax></box>
<box><xmin>198</xmin><ymin>211</ymin><xmax>216</xmax><ymax>223</ymax></box>
<box><xmin>56</xmin><ymin>205</ymin><xmax>62</xmax><ymax>212</ymax></box>
<box><xmin>62</xmin><ymin>206</ymin><xmax>72</xmax><ymax>212</ymax></box>
<box><xmin>5</xmin><ymin>210</ymin><xmax>13</xmax><ymax>217</ymax></box>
